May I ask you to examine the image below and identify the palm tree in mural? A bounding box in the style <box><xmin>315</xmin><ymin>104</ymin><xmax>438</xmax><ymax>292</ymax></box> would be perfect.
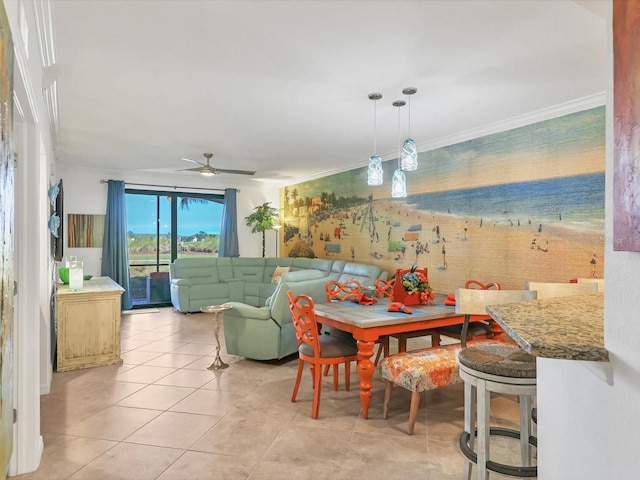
<box><xmin>245</xmin><ymin>202</ymin><xmax>279</xmax><ymax>257</ymax></box>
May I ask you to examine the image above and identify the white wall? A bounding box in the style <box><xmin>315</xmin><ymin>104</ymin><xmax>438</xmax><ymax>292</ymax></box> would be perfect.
<box><xmin>4</xmin><ymin>0</ymin><xmax>57</xmax><ymax>475</ymax></box>
<box><xmin>537</xmin><ymin>4</ymin><xmax>640</xmax><ymax>478</ymax></box>
<box><xmin>57</xmin><ymin>166</ymin><xmax>280</xmax><ymax>276</ymax></box>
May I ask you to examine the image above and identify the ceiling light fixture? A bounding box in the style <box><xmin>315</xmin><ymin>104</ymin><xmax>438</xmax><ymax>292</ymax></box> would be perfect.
<box><xmin>392</xmin><ymin>100</ymin><xmax>408</xmax><ymax>198</ymax></box>
<box><xmin>367</xmin><ymin>93</ymin><xmax>384</xmax><ymax>186</ymax></box>
<box><xmin>401</xmin><ymin>87</ymin><xmax>418</xmax><ymax>171</ymax></box>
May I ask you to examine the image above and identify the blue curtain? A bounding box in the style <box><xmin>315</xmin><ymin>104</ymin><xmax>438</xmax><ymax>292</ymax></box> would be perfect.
<box><xmin>218</xmin><ymin>188</ymin><xmax>239</xmax><ymax>257</ymax></box>
<box><xmin>101</xmin><ymin>180</ymin><xmax>132</xmax><ymax>310</ymax></box>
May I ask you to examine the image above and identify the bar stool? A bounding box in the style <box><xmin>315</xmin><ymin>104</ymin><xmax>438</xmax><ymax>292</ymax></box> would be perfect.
<box><xmin>455</xmin><ymin>288</ymin><xmax>538</xmax><ymax>479</ymax></box>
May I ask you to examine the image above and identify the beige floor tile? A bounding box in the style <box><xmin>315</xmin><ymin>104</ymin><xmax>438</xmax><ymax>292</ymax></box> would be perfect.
<box><xmin>115</xmin><ymin>384</ymin><xmax>195</xmax><ymax>410</ymax></box>
<box><xmin>115</xmin><ymin>365</ymin><xmax>177</xmax><ymax>383</ymax></box>
<box><xmin>10</xmin><ymin>434</ymin><xmax>117</xmax><ymax>480</ymax></box>
<box><xmin>20</xmin><ymin>306</ymin><xmax>528</xmax><ymax>480</ymax></box>
<box><xmin>144</xmin><ymin>352</ymin><xmax>203</xmax><ymax>368</ymax></box>
<box><xmin>153</xmin><ymin>368</ymin><xmax>215</xmax><ymax>388</ymax></box>
<box><xmin>156</xmin><ymin>451</ymin><xmax>253</xmax><ymax>480</ymax></box>
<box><xmin>126</xmin><ymin>330</ymin><xmax>175</xmax><ymax>342</ymax></box>
<box><xmin>171</xmin><ymin>343</ymin><xmax>218</xmax><ymax>355</ymax></box>
<box><xmin>124</xmin><ymin>411</ymin><xmax>220</xmax><ymax>449</ymax></box>
<box><xmin>248</xmin><ymin>460</ymin><xmax>341</xmax><ymax>480</ymax></box>
<box><xmin>121</xmin><ymin>338</ymin><xmax>153</xmax><ymax>352</ymax></box>
<box><xmin>66</xmin><ymin>443</ymin><xmax>183</xmax><ymax>480</ymax></box>
<box><xmin>136</xmin><ymin>340</ymin><xmax>188</xmax><ymax>353</ymax></box>
<box><xmin>63</xmin><ymin>406</ymin><xmax>162</xmax><ymax>441</ymax></box>
<box><xmin>169</xmin><ymin>389</ymin><xmax>249</xmax><ymax>417</ymax></box>
<box><xmin>337</xmin><ymin>461</ymin><xmax>431</xmax><ymax>480</ymax></box>
<box><xmin>169</xmin><ymin>389</ymin><xmax>246</xmax><ymax>416</ymax></box>
<box><xmin>120</xmin><ymin>350</ymin><xmax>166</xmax><ymax>365</ymax></box>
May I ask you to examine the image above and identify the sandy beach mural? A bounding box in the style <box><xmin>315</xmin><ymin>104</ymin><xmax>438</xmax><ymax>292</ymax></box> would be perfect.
<box><xmin>280</xmin><ymin>106</ymin><xmax>605</xmax><ymax>293</ymax></box>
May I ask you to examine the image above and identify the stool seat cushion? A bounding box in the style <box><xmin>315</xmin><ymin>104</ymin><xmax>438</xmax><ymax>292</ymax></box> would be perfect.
<box><xmin>380</xmin><ymin>339</ymin><xmax>502</xmax><ymax>392</ymax></box>
<box><xmin>458</xmin><ymin>344</ymin><xmax>536</xmax><ymax>378</ymax></box>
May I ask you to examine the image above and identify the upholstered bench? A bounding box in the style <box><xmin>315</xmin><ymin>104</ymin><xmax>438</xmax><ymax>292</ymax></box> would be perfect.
<box><xmin>380</xmin><ymin>339</ymin><xmax>502</xmax><ymax>434</ymax></box>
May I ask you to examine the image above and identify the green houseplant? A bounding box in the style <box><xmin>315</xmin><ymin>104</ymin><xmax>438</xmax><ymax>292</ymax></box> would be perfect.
<box><xmin>245</xmin><ymin>202</ymin><xmax>279</xmax><ymax>257</ymax></box>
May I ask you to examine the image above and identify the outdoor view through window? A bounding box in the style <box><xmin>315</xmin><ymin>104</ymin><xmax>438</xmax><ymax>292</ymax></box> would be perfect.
<box><xmin>126</xmin><ymin>190</ymin><xmax>224</xmax><ymax>307</ymax></box>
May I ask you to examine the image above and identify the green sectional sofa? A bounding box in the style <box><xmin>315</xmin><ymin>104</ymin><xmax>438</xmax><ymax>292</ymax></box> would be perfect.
<box><xmin>169</xmin><ymin>257</ymin><xmax>387</xmax><ymax>360</ymax></box>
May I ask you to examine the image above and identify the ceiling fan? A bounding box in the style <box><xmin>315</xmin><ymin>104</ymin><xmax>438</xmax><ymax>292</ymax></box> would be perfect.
<box><xmin>179</xmin><ymin>153</ymin><xmax>256</xmax><ymax>177</ymax></box>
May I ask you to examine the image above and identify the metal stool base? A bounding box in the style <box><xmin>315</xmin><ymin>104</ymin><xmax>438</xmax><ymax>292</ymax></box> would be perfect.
<box><xmin>459</xmin><ymin>427</ymin><xmax>538</xmax><ymax>478</ymax></box>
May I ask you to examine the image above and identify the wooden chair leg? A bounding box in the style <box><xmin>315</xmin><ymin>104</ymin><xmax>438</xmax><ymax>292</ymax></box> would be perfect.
<box><xmin>344</xmin><ymin>361</ymin><xmax>351</xmax><ymax>391</ymax></box>
<box><xmin>311</xmin><ymin>361</ymin><xmax>323</xmax><ymax>419</ymax></box>
<box><xmin>374</xmin><ymin>336</ymin><xmax>390</xmax><ymax>366</ymax></box>
<box><xmin>291</xmin><ymin>359</ymin><xmax>304</xmax><ymax>402</ymax></box>
<box><xmin>383</xmin><ymin>380</ymin><xmax>392</xmax><ymax>419</ymax></box>
<box><xmin>408</xmin><ymin>390</ymin><xmax>421</xmax><ymax>435</ymax></box>
<box><xmin>323</xmin><ymin>364</ymin><xmax>330</xmax><ymax>376</ymax></box>
<box><xmin>431</xmin><ymin>332</ymin><xmax>441</xmax><ymax>347</ymax></box>
<box><xmin>332</xmin><ymin>363</ymin><xmax>339</xmax><ymax>391</ymax></box>
<box><xmin>398</xmin><ymin>336</ymin><xmax>408</xmax><ymax>353</ymax></box>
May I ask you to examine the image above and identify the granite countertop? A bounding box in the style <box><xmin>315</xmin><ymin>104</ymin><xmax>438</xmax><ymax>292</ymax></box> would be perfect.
<box><xmin>486</xmin><ymin>293</ymin><xmax>608</xmax><ymax>362</ymax></box>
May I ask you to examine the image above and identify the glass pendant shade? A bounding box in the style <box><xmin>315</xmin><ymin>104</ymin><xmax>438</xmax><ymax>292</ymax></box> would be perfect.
<box><xmin>367</xmin><ymin>92</ymin><xmax>384</xmax><ymax>186</ymax></box>
<box><xmin>391</xmin><ymin>169</ymin><xmax>407</xmax><ymax>198</ymax></box>
<box><xmin>401</xmin><ymin>138</ymin><xmax>418</xmax><ymax>171</ymax></box>
<box><xmin>367</xmin><ymin>155</ymin><xmax>384</xmax><ymax>186</ymax></box>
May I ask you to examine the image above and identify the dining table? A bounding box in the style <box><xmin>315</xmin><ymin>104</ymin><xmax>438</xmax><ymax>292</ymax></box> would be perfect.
<box><xmin>313</xmin><ymin>295</ymin><xmax>491</xmax><ymax>419</ymax></box>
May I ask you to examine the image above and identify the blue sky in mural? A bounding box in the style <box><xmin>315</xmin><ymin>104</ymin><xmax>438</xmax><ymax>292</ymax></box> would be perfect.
<box><xmin>126</xmin><ymin>194</ymin><xmax>222</xmax><ymax>235</ymax></box>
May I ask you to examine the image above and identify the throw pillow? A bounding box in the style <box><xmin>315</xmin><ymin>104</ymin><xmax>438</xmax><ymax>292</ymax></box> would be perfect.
<box><xmin>271</xmin><ymin>265</ymin><xmax>290</xmax><ymax>284</ymax></box>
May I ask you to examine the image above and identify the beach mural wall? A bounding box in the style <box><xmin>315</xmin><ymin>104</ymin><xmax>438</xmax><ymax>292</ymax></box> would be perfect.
<box><xmin>280</xmin><ymin>106</ymin><xmax>605</xmax><ymax>292</ymax></box>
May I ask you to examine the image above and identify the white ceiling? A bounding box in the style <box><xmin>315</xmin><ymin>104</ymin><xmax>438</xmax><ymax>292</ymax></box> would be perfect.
<box><xmin>51</xmin><ymin>0</ymin><xmax>607</xmax><ymax>189</ymax></box>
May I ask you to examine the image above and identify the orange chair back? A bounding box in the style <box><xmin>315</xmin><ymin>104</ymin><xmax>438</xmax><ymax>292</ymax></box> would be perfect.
<box><xmin>374</xmin><ymin>277</ymin><xmax>395</xmax><ymax>298</ymax></box>
<box><xmin>325</xmin><ymin>279</ymin><xmax>362</xmax><ymax>302</ymax></box>
<box><xmin>288</xmin><ymin>291</ymin><xmax>322</xmax><ymax>351</ymax></box>
<box><xmin>465</xmin><ymin>279</ymin><xmax>501</xmax><ymax>290</ymax></box>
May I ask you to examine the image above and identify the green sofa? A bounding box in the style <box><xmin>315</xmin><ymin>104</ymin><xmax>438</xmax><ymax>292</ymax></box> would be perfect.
<box><xmin>169</xmin><ymin>257</ymin><xmax>387</xmax><ymax>360</ymax></box>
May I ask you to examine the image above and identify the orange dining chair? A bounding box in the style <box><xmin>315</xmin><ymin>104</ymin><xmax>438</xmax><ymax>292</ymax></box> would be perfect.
<box><xmin>287</xmin><ymin>291</ymin><xmax>359</xmax><ymax>419</ymax></box>
<box><xmin>323</xmin><ymin>279</ymin><xmax>389</xmax><ymax>372</ymax></box>
<box><xmin>374</xmin><ymin>277</ymin><xmax>395</xmax><ymax>298</ymax></box>
<box><xmin>435</xmin><ymin>280</ymin><xmax>502</xmax><ymax>343</ymax></box>
<box><xmin>325</xmin><ymin>278</ymin><xmax>363</xmax><ymax>302</ymax></box>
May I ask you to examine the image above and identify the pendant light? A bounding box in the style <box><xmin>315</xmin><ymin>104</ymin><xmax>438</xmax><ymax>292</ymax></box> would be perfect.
<box><xmin>392</xmin><ymin>100</ymin><xmax>408</xmax><ymax>198</ymax></box>
<box><xmin>401</xmin><ymin>87</ymin><xmax>418</xmax><ymax>171</ymax></box>
<box><xmin>367</xmin><ymin>93</ymin><xmax>384</xmax><ymax>186</ymax></box>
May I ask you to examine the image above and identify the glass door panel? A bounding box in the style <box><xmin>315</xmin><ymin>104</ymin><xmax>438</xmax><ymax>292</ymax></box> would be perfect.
<box><xmin>126</xmin><ymin>190</ymin><xmax>223</xmax><ymax>308</ymax></box>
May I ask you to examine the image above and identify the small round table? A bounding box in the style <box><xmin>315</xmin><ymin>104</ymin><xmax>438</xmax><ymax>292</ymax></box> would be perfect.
<box><xmin>200</xmin><ymin>304</ymin><xmax>232</xmax><ymax>370</ymax></box>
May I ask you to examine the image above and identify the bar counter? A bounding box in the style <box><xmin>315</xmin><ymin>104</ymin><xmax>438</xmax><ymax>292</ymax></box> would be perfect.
<box><xmin>486</xmin><ymin>292</ymin><xmax>608</xmax><ymax>362</ymax></box>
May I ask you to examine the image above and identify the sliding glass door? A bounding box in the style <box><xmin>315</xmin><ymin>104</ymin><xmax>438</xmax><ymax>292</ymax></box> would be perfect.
<box><xmin>126</xmin><ymin>189</ymin><xmax>224</xmax><ymax>308</ymax></box>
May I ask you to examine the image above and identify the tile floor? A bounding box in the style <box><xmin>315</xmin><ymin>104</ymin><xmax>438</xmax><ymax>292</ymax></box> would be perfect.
<box><xmin>12</xmin><ymin>307</ymin><xmax>533</xmax><ymax>480</ymax></box>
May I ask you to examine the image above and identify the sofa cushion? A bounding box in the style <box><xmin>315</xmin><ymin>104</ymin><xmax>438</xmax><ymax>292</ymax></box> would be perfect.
<box><xmin>189</xmin><ymin>283</ymin><xmax>230</xmax><ymax>301</ymax></box>
<box><xmin>337</xmin><ymin>262</ymin><xmax>384</xmax><ymax>286</ymax></box>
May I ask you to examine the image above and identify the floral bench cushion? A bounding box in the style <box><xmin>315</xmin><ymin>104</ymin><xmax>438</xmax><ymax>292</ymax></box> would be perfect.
<box><xmin>379</xmin><ymin>339</ymin><xmax>503</xmax><ymax>392</ymax></box>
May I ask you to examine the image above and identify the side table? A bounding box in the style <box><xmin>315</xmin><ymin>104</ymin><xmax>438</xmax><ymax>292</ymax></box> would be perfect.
<box><xmin>200</xmin><ymin>304</ymin><xmax>232</xmax><ymax>370</ymax></box>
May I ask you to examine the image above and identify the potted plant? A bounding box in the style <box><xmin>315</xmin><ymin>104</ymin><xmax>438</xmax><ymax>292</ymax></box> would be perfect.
<box><xmin>245</xmin><ymin>202</ymin><xmax>279</xmax><ymax>257</ymax></box>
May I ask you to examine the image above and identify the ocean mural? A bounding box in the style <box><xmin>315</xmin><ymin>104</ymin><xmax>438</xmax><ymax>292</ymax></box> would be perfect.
<box><xmin>280</xmin><ymin>106</ymin><xmax>605</xmax><ymax>293</ymax></box>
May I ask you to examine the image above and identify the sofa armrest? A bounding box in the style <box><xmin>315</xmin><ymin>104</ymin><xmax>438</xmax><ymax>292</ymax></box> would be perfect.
<box><xmin>171</xmin><ymin>278</ymin><xmax>192</xmax><ymax>286</ymax></box>
<box><xmin>224</xmin><ymin>302</ymin><xmax>272</xmax><ymax>321</ymax></box>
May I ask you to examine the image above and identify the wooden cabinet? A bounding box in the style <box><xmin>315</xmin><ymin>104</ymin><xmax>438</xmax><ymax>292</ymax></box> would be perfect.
<box><xmin>56</xmin><ymin>276</ymin><xmax>125</xmax><ymax>372</ymax></box>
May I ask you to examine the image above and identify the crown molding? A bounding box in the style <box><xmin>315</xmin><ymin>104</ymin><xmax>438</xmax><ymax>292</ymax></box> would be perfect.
<box><xmin>414</xmin><ymin>92</ymin><xmax>606</xmax><ymax>154</ymax></box>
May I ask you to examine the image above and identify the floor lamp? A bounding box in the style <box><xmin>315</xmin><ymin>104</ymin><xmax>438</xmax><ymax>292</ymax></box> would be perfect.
<box><xmin>272</xmin><ymin>224</ymin><xmax>282</xmax><ymax>257</ymax></box>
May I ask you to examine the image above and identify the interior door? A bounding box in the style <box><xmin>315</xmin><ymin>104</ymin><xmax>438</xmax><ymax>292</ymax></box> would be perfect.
<box><xmin>0</xmin><ymin>4</ymin><xmax>14</xmax><ymax>478</ymax></box>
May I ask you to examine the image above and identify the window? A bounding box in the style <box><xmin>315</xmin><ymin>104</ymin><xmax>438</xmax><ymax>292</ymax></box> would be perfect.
<box><xmin>126</xmin><ymin>189</ymin><xmax>224</xmax><ymax>307</ymax></box>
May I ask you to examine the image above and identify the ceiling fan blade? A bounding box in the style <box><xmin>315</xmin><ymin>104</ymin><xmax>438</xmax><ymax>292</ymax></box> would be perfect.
<box><xmin>177</xmin><ymin>166</ymin><xmax>207</xmax><ymax>172</ymax></box>
<box><xmin>215</xmin><ymin>168</ymin><xmax>256</xmax><ymax>176</ymax></box>
<box><xmin>180</xmin><ymin>157</ymin><xmax>203</xmax><ymax>166</ymax></box>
